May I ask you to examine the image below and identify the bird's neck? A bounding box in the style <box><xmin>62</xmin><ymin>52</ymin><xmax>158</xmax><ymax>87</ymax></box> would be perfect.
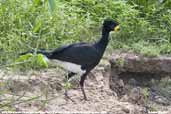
<box><xmin>95</xmin><ymin>28</ymin><xmax>110</xmax><ymax>52</ymax></box>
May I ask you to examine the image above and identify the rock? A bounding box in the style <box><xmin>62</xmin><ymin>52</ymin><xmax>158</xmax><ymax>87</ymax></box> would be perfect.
<box><xmin>121</xmin><ymin>106</ymin><xmax>130</xmax><ymax>113</ymax></box>
<box><xmin>154</xmin><ymin>95</ymin><xmax>170</xmax><ymax>106</ymax></box>
<box><xmin>110</xmin><ymin>78</ymin><xmax>126</xmax><ymax>98</ymax></box>
<box><xmin>128</xmin><ymin>87</ymin><xmax>145</xmax><ymax>106</ymax></box>
<box><xmin>109</xmin><ymin>51</ymin><xmax>171</xmax><ymax>104</ymax></box>
<box><xmin>128</xmin><ymin>78</ymin><xmax>138</xmax><ymax>87</ymax></box>
<box><xmin>121</xmin><ymin>87</ymin><xmax>145</xmax><ymax>106</ymax></box>
<box><xmin>120</xmin><ymin>94</ymin><xmax>129</xmax><ymax>102</ymax></box>
<box><xmin>49</xmin><ymin>81</ymin><xmax>62</xmax><ymax>91</ymax></box>
<box><xmin>7</xmin><ymin>80</ymin><xmax>32</xmax><ymax>93</ymax></box>
<box><xmin>110</xmin><ymin>52</ymin><xmax>171</xmax><ymax>74</ymax></box>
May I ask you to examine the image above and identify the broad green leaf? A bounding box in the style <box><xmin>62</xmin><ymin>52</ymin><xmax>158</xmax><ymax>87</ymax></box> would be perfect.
<box><xmin>33</xmin><ymin>20</ymin><xmax>42</xmax><ymax>33</ymax></box>
<box><xmin>15</xmin><ymin>53</ymin><xmax>33</xmax><ymax>62</ymax></box>
<box><xmin>33</xmin><ymin>0</ymin><xmax>42</xmax><ymax>6</ymax></box>
<box><xmin>14</xmin><ymin>53</ymin><xmax>48</xmax><ymax>70</ymax></box>
<box><xmin>36</xmin><ymin>54</ymin><xmax>48</xmax><ymax>68</ymax></box>
<box><xmin>48</xmin><ymin>0</ymin><xmax>56</xmax><ymax>13</ymax></box>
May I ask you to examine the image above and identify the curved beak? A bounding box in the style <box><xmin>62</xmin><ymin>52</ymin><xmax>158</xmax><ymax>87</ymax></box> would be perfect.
<box><xmin>114</xmin><ymin>25</ymin><xmax>120</xmax><ymax>32</ymax></box>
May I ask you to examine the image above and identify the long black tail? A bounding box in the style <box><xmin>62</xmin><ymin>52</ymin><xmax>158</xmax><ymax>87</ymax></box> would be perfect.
<box><xmin>19</xmin><ymin>49</ymin><xmax>51</xmax><ymax>58</ymax></box>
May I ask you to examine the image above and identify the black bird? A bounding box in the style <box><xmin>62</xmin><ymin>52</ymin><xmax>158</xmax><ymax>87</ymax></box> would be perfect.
<box><xmin>21</xmin><ymin>19</ymin><xmax>120</xmax><ymax>100</ymax></box>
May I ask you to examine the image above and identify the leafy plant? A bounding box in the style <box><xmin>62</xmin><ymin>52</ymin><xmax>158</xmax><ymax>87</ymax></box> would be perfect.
<box><xmin>0</xmin><ymin>0</ymin><xmax>171</xmax><ymax>70</ymax></box>
<box><xmin>13</xmin><ymin>53</ymin><xmax>48</xmax><ymax>70</ymax></box>
<box><xmin>63</xmin><ymin>82</ymin><xmax>72</xmax><ymax>90</ymax></box>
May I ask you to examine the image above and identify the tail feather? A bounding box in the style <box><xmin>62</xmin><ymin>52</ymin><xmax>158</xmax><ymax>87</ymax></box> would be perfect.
<box><xmin>19</xmin><ymin>50</ymin><xmax>35</xmax><ymax>55</ymax></box>
<box><xmin>19</xmin><ymin>49</ymin><xmax>51</xmax><ymax>58</ymax></box>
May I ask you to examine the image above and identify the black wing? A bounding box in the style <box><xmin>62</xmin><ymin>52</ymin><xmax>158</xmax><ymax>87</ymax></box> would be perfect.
<box><xmin>49</xmin><ymin>43</ymin><xmax>100</xmax><ymax>66</ymax></box>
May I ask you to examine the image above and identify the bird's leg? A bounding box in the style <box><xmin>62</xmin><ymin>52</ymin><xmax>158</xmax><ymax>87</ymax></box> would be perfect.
<box><xmin>67</xmin><ymin>72</ymin><xmax>76</xmax><ymax>81</ymax></box>
<box><xmin>64</xmin><ymin>72</ymin><xmax>76</xmax><ymax>99</ymax></box>
<box><xmin>80</xmin><ymin>72</ymin><xmax>88</xmax><ymax>100</ymax></box>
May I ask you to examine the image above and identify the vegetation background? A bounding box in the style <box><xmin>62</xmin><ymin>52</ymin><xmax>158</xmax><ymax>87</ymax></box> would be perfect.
<box><xmin>0</xmin><ymin>0</ymin><xmax>171</xmax><ymax>112</ymax></box>
<box><xmin>0</xmin><ymin>0</ymin><xmax>171</xmax><ymax>69</ymax></box>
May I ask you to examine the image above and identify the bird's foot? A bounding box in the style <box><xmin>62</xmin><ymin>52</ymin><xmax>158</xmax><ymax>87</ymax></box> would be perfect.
<box><xmin>82</xmin><ymin>91</ymin><xmax>89</xmax><ymax>101</ymax></box>
<box><xmin>64</xmin><ymin>90</ymin><xmax>75</xmax><ymax>102</ymax></box>
<box><xmin>83</xmin><ymin>96</ymin><xmax>88</xmax><ymax>101</ymax></box>
<box><xmin>80</xmin><ymin>96</ymin><xmax>89</xmax><ymax>101</ymax></box>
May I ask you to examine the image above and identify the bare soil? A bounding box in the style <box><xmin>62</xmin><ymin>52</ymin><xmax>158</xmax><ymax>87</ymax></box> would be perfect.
<box><xmin>0</xmin><ymin>60</ymin><xmax>170</xmax><ymax>114</ymax></box>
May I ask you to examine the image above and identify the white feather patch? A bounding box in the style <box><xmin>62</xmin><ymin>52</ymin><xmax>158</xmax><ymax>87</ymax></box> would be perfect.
<box><xmin>43</xmin><ymin>55</ymin><xmax>85</xmax><ymax>75</ymax></box>
<box><xmin>43</xmin><ymin>55</ymin><xmax>49</xmax><ymax>62</ymax></box>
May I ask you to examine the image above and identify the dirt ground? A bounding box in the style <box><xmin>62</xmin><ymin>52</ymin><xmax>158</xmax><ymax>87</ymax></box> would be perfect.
<box><xmin>0</xmin><ymin>62</ymin><xmax>170</xmax><ymax>114</ymax></box>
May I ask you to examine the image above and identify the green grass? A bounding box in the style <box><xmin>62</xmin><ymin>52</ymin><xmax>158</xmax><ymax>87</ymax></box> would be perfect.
<box><xmin>0</xmin><ymin>0</ymin><xmax>171</xmax><ymax>69</ymax></box>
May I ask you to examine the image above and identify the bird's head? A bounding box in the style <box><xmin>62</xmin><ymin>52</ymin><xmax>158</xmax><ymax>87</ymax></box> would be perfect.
<box><xmin>103</xmin><ymin>19</ymin><xmax>120</xmax><ymax>32</ymax></box>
